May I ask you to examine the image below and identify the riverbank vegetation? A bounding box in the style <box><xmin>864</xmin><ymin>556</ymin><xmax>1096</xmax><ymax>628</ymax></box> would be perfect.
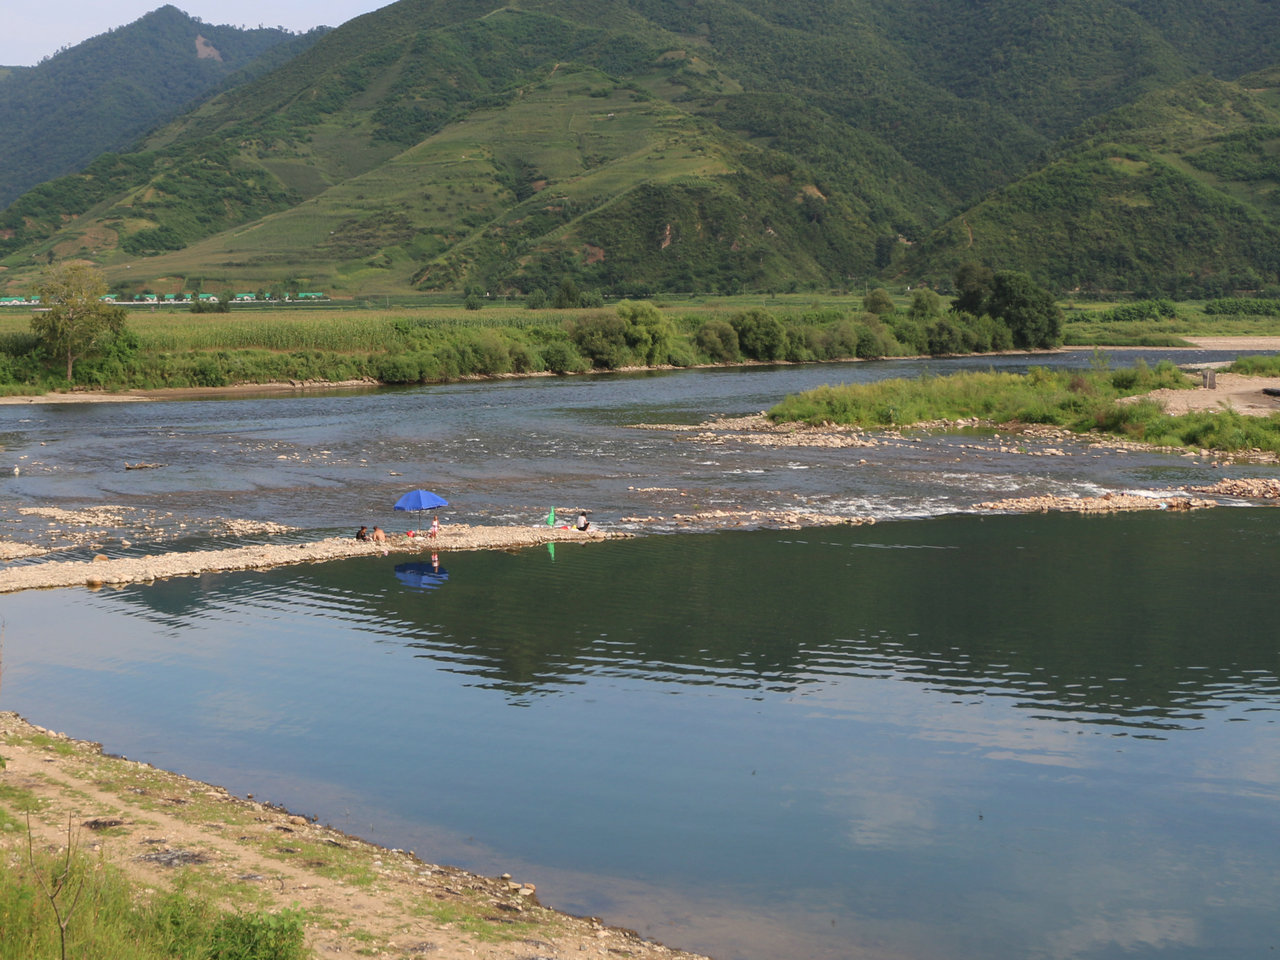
<box><xmin>768</xmin><ymin>360</ymin><xmax>1280</xmax><ymax>455</ymax></box>
<box><xmin>0</xmin><ymin>273</ymin><xmax>1064</xmax><ymax>392</ymax></box>
<box><xmin>2</xmin><ymin>276</ymin><xmax>1280</xmax><ymax>395</ymax></box>
<box><xmin>1</xmin><ymin>837</ymin><xmax>306</xmax><ymax>960</ymax></box>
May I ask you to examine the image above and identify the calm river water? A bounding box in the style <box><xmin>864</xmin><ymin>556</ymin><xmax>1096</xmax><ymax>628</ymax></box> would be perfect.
<box><xmin>2</xmin><ymin>352</ymin><xmax>1278</xmax><ymax>960</ymax></box>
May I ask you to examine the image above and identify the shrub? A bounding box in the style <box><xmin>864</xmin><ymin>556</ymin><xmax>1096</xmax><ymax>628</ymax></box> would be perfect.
<box><xmin>728</xmin><ymin>309</ymin><xmax>786</xmax><ymax>361</ymax></box>
<box><xmin>539</xmin><ymin>340</ymin><xmax>586</xmax><ymax>373</ymax></box>
<box><xmin>695</xmin><ymin>319</ymin><xmax>740</xmax><ymax>363</ymax></box>
<box><xmin>1096</xmin><ymin>299</ymin><xmax>1178</xmax><ymax>323</ymax></box>
<box><xmin>862</xmin><ymin>287</ymin><xmax>895</xmax><ymax>315</ymax></box>
<box><xmin>376</xmin><ymin>354</ymin><xmax>423</xmax><ymax>383</ymax></box>
<box><xmin>569</xmin><ymin>313</ymin><xmax>630</xmax><ymax>368</ymax></box>
<box><xmin>1227</xmin><ymin>354</ymin><xmax>1280</xmax><ymax>376</ymax></box>
<box><xmin>855</xmin><ymin>322</ymin><xmax>898</xmax><ymax>359</ymax></box>
<box><xmin>925</xmin><ymin>318</ymin><xmax>966</xmax><ymax>355</ymax></box>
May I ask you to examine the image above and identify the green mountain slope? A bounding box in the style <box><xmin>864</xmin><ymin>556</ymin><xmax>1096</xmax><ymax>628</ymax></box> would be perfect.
<box><xmin>903</xmin><ymin>72</ymin><xmax>1280</xmax><ymax>295</ymax></box>
<box><xmin>3</xmin><ymin>0</ymin><xmax>1280</xmax><ymax>297</ymax></box>
<box><xmin>0</xmin><ymin>6</ymin><xmax>324</xmax><ymax>209</ymax></box>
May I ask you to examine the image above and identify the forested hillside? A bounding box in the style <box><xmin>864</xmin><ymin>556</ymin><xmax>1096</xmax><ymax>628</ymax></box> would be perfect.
<box><xmin>1</xmin><ymin>0</ymin><xmax>1278</xmax><ymax>298</ymax></box>
<box><xmin>0</xmin><ymin>5</ymin><xmax>324</xmax><ymax>207</ymax></box>
<box><xmin>904</xmin><ymin>69</ymin><xmax>1280</xmax><ymax>295</ymax></box>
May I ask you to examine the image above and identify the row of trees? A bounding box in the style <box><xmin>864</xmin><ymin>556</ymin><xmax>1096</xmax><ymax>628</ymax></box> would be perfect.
<box><xmin>13</xmin><ymin>263</ymin><xmax>1063</xmax><ymax>388</ymax></box>
<box><xmin>860</xmin><ymin>264</ymin><xmax>1063</xmax><ymax>351</ymax></box>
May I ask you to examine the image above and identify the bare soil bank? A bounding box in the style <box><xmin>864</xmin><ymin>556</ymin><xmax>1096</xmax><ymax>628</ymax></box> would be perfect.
<box><xmin>0</xmin><ymin>713</ymin><xmax>708</xmax><ymax>960</ymax></box>
<box><xmin>1119</xmin><ymin>372</ymin><xmax>1280</xmax><ymax>416</ymax></box>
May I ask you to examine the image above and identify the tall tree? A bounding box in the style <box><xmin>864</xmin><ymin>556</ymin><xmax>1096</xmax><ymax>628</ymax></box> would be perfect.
<box><xmin>32</xmin><ymin>264</ymin><xmax>126</xmax><ymax>382</ymax></box>
<box><xmin>862</xmin><ymin>287</ymin><xmax>896</xmax><ymax>316</ymax></box>
<box><xmin>952</xmin><ymin>262</ymin><xmax>993</xmax><ymax>315</ymax></box>
<box><xmin>984</xmin><ymin>270</ymin><xmax>1063</xmax><ymax>349</ymax></box>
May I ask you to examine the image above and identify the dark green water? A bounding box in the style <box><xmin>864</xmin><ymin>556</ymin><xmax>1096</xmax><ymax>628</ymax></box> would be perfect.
<box><xmin>4</xmin><ymin>508</ymin><xmax>1278</xmax><ymax>959</ymax></box>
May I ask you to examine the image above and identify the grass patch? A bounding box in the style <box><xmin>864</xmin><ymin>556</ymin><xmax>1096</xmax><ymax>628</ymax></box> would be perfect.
<box><xmin>23</xmin><ymin>734</ymin><xmax>77</xmax><ymax>757</ymax></box>
<box><xmin>769</xmin><ymin>360</ymin><xmax>1280</xmax><ymax>455</ymax></box>
<box><xmin>0</xmin><ymin>782</ymin><xmax>44</xmax><ymax>817</ymax></box>
<box><xmin>409</xmin><ymin>895</ymin><xmax>548</xmax><ymax>943</ymax></box>
<box><xmin>0</xmin><ymin>843</ymin><xmax>307</xmax><ymax>960</ymax></box>
<box><xmin>1226</xmin><ymin>354</ymin><xmax>1280</xmax><ymax>376</ymax></box>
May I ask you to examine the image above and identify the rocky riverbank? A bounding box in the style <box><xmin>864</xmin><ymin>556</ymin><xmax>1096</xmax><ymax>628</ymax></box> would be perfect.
<box><xmin>975</xmin><ymin>492</ymin><xmax>1216</xmax><ymax>513</ymax></box>
<box><xmin>1185</xmin><ymin>477</ymin><xmax>1280</xmax><ymax>499</ymax></box>
<box><xmin>0</xmin><ymin>712</ymin><xmax>709</xmax><ymax>960</ymax></box>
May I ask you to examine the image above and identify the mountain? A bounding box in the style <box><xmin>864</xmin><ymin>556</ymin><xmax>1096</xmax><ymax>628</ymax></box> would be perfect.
<box><xmin>1</xmin><ymin>0</ymin><xmax>1279</xmax><ymax>297</ymax></box>
<box><xmin>902</xmin><ymin>69</ymin><xmax>1280</xmax><ymax>296</ymax></box>
<box><xmin>0</xmin><ymin>5</ymin><xmax>325</xmax><ymax>207</ymax></box>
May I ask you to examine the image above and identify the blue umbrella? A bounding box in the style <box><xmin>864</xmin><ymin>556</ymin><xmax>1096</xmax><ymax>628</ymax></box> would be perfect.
<box><xmin>394</xmin><ymin>489</ymin><xmax>448</xmax><ymax>532</ymax></box>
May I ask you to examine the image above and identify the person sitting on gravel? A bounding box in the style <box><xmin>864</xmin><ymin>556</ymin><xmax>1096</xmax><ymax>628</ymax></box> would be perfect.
<box><xmin>576</xmin><ymin>511</ymin><xmax>591</xmax><ymax>531</ymax></box>
<box><xmin>371</xmin><ymin>526</ymin><xmax>387</xmax><ymax>543</ymax></box>
<box><xmin>356</xmin><ymin>525</ymin><xmax>370</xmax><ymax>541</ymax></box>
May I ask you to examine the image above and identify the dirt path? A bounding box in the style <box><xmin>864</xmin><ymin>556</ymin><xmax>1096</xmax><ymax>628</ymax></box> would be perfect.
<box><xmin>0</xmin><ymin>713</ymin><xmax>708</xmax><ymax>960</ymax></box>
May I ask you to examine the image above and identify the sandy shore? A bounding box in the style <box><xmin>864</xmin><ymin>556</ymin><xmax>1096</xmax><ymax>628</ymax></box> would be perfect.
<box><xmin>1182</xmin><ymin>336</ymin><xmax>1280</xmax><ymax>352</ymax></box>
<box><xmin>0</xmin><ymin>379</ymin><xmax>381</xmax><ymax>404</ymax></box>
<box><xmin>0</xmin><ymin>712</ymin><xmax>709</xmax><ymax>960</ymax></box>
<box><xmin>1120</xmin><ymin>371</ymin><xmax>1280</xmax><ymax>416</ymax></box>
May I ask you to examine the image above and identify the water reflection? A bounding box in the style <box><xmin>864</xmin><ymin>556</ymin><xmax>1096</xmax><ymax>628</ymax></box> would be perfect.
<box><xmin>93</xmin><ymin>510</ymin><xmax>1280</xmax><ymax>730</ymax></box>
<box><xmin>393</xmin><ymin>557</ymin><xmax>449</xmax><ymax>590</ymax></box>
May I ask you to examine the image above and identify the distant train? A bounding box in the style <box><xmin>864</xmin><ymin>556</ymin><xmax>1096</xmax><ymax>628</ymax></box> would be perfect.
<box><xmin>0</xmin><ymin>292</ymin><xmax>327</xmax><ymax>306</ymax></box>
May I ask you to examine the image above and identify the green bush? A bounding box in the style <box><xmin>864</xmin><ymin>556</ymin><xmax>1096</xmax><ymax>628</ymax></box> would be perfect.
<box><xmin>695</xmin><ymin>318</ymin><xmax>740</xmax><ymax>363</ymax></box>
<box><xmin>729</xmin><ymin>309</ymin><xmax>786</xmax><ymax>361</ymax></box>
<box><xmin>207</xmin><ymin>909</ymin><xmax>307</xmax><ymax>960</ymax></box>
<box><xmin>1204</xmin><ymin>298</ymin><xmax>1280</xmax><ymax>317</ymax></box>
<box><xmin>539</xmin><ymin>340</ymin><xmax>586</xmax><ymax>373</ymax></box>
<box><xmin>1227</xmin><ymin>354</ymin><xmax>1280</xmax><ymax>376</ymax></box>
<box><xmin>569</xmin><ymin>313</ymin><xmax>631</xmax><ymax>369</ymax></box>
<box><xmin>1095</xmin><ymin>299</ymin><xmax>1178</xmax><ymax>323</ymax></box>
<box><xmin>376</xmin><ymin>354</ymin><xmax>423</xmax><ymax>383</ymax></box>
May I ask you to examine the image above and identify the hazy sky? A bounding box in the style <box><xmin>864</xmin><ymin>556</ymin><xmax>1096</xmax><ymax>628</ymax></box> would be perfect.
<box><xmin>1</xmin><ymin>1</ymin><xmax>395</xmax><ymax>67</ymax></box>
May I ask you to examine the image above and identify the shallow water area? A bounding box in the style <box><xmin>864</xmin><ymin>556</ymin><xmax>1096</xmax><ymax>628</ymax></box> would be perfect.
<box><xmin>2</xmin><ymin>350</ymin><xmax>1274</xmax><ymax>544</ymax></box>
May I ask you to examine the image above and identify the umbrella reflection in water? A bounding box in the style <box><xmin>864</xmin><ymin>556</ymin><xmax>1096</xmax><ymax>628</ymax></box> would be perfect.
<box><xmin>394</xmin><ymin>558</ymin><xmax>450</xmax><ymax>590</ymax></box>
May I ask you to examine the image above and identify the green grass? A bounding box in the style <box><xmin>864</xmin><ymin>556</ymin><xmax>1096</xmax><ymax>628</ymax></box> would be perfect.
<box><xmin>769</xmin><ymin>360</ymin><xmax>1280</xmax><ymax>455</ymax></box>
<box><xmin>0</xmin><ymin>781</ymin><xmax>42</xmax><ymax>832</ymax></box>
<box><xmin>1227</xmin><ymin>354</ymin><xmax>1280</xmax><ymax>376</ymax></box>
<box><xmin>769</xmin><ymin>362</ymin><xmax>1191</xmax><ymax>427</ymax></box>
<box><xmin>23</xmin><ymin>734</ymin><xmax>77</xmax><ymax>757</ymax></box>
<box><xmin>0</xmin><ymin>845</ymin><xmax>307</xmax><ymax>960</ymax></box>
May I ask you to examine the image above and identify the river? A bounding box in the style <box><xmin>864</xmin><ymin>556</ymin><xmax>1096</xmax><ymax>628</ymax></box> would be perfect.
<box><xmin>1</xmin><ymin>351</ymin><xmax>1278</xmax><ymax>960</ymax></box>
